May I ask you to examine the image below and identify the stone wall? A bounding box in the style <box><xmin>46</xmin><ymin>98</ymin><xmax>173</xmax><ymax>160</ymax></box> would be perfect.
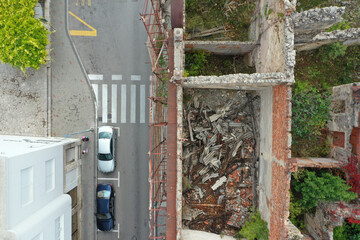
<box><xmin>328</xmin><ymin>83</ymin><xmax>360</xmax><ymax>162</ymax></box>
<box><xmin>185</xmin><ymin>41</ymin><xmax>257</xmax><ymax>55</ymax></box>
<box><xmin>182</xmin><ymin>72</ymin><xmax>292</xmax><ymax>90</ymax></box>
<box><xmin>293</xmin><ymin>6</ymin><xmax>345</xmax><ymax>43</ymax></box>
<box><xmin>305</xmin><ymin>201</ymin><xmax>360</xmax><ymax>240</ymax></box>
<box><xmin>296</xmin><ymin>28</ymin><xmax>360</xmax><ymax>51</ymax></box>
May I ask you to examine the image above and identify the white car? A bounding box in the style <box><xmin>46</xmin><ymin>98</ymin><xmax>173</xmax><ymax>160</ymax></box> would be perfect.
<box><xmin>97</xmin><ymin>126</ymin><xmax>116</xmax><ymax>173</ymax></box>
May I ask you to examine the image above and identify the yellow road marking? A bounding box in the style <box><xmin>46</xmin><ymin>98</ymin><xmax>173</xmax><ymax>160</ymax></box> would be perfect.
<box><xmin>88</xmin><ymin>0</ymin><xmax>91</xmax><ymax>6</ymax></box>
<box><xmin>82</xmin><ymin>0</ymin><xmax>85</xmax><ymax>6</ymax></box>
<box><xmin>76</xmin><ymin>0</ymin><xmax>79</xmax><ymax>6</ymax></box>
<box><xmin>69</xmin><ymin>11</ymin><xmax>97</xmax><ymax>36</ymax></box>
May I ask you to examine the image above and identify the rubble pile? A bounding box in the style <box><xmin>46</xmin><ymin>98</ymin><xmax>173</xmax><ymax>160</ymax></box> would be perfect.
<box><xmin>182</xmin><ymin>89</ymin><xmax>260</xmax><ymax>236</ymax></box>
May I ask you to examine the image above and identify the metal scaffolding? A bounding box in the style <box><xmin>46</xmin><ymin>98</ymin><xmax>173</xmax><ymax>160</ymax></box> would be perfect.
<box><xmin>141</xmin><ymin>0</ymin><xmax>169</xmax><ymax>238</ymax></box>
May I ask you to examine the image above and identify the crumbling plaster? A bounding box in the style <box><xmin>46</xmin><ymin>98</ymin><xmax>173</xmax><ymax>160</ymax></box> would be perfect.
<box><xmin>258</xmin><ymin>88</ymin><xmax>273</xmax><ymax>224</ymax></box>
<box><xmin>296</xmin><ymin>28</ymin><xmax>360</xmax><ymax>51</ymax></box>
<box><xmin>328</xmin><ymin>83</ymin><xmax>360</xmax><ymax>162</ymax></box>
<box><xmin>182</xmin><ymin>72</ymin><xmax>292</xmax><ymax>90</ymax></box>
<box><xmin>293</xmin><ymin>6</ymin><xmax>345</xmax><ymax>42</ymax></box>
<box><xmin>184</xmin><ymin>41</ymin><xmax>257</xmax><ymax>55</ymax></box>
<box><xmin>251</xmin><ymin>0</ymin><xmax>286</xmax><ymax>73</ymax></box>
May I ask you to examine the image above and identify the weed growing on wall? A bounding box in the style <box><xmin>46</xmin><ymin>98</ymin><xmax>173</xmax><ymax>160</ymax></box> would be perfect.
<box><xmin>235</xmin><ymin>209</ymin><xmax>269</xmax><ymax>240</ymax></box>
<box><xmin>291</xmin><ymin>81</ymin><xmax>331</xmax><ymax>141</ymax></box>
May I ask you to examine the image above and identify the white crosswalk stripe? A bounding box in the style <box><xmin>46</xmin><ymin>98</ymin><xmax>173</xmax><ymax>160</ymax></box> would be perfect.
<box><xmin>121</xmin><ymin>84</ymin><xmax>127</xmax><ymax>123</ymax></box>
<box><xmin>112</xmin><ymin>75</ymin><xmax>122</xmax><ymax>81</ymax></box>
<box><xmin>131</xmin><ymin>75</ymin><xmax>141</xmax><ymax>81</ymax></box>
<box><xmin>102</xmin><ymin>84</ymin><xmax>108</xmax><ymax>123</ymax></box>
<box><xmin>140</xmin><ymin>85</ymin><xmax>145</xmax><ymax>123</ymax></box>
<box><xmin>130</xmin><ymin>85</ymin><xmax>136</xmax><ymax>123</ymax></box>
<box><xmin>88</xmin><ymin>74</ymin><xmax>103</xmax><ymax>80</ymax></box>
<box><xmin>89</xmin><ymin>74</ymin><xmax>148</xmax><ymax>124</ymax></box>
<box><xmin>112</xmin><ymin>84</ymin><xmax>117</xmax><ymax>123</ymax></box>
<box><xmin>92</xmin><ymin>84</ymin><xmax>98</xmax><ymax>105</ymax></box>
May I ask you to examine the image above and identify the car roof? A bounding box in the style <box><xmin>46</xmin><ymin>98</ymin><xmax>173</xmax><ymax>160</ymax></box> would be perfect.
<box><xmin>97</xmin><ymin>184</ymin><xmax>113</xmax><ymax>214</ymax></box>
<box><xmin>98</xmin><ymin>138</ymin><xmax>111</xmax><ymax>154</ymax></box>
<box><xmin>99</xmin><ymin>126</ymin><xmax>113</xmax><ymax>134</ymax></box>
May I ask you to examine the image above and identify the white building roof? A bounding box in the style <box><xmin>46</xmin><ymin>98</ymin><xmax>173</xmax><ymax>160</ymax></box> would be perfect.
<box><xmin>0</xmin><ymin>135</ymin><xmax>77</xmax><ymax>158</ymax></box>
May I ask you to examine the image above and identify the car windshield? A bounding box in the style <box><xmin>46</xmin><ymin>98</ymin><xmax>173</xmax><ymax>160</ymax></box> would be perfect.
<box><xmin>99</xmin><ymin>132</ymin><xmax>111</xmax><ymax>139</ymax></box>
<box><xmin>98</xmin><ymin>153</ymin><xmax>112</xmax><ymax>160</ymax></box>
<box><xmin>97</xmin><ymin>190</ymin><xmax>111</xmax><ymax>199</ymax></box>
<box><xmin>97</xmin><ymin>213</ymin><xmax>112</xmax><ymax>220</ymax></box>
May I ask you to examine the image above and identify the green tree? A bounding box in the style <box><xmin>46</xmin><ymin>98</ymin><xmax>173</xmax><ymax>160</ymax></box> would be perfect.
<box><xmin>293</xmin><ymin>170</ymin><xmax>357</xmax><ymax>210</ymax></box>
<box><xmin>0</xmin><ymin>0</ymin><xmax>50</xmax><ymax>73</ymax></box>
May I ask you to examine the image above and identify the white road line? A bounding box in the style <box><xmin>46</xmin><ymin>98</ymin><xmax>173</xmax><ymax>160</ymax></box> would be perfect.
<box><xmin>92</xmin><ymin>84</ymin><xmax>98</xmax><ymax>102</ymax></box>
<box><xmin>102</xmin><ymin>84</ymin><xmax>108</xmax><ymax>123</ymax></box>
<box><xmin>88</xmin><ymin>74</ymin><xmax>103</xmax><ymax>81</ymax></box>
<box><xmin>112</xmin><ymin>84</ymin><xmax>117</xmax><ymax>123</ymax></box>
<box><xmin>131</xmin><ymin>75</ymin><xmax>141</xmax><ymax>81</ymax></box>
<box><xmin>131</xmin><ymin>85</ymin><xmax>136</xmax><ymax>123</ymax></box>
<box><xmin>112</xmin><ymin>74</ymin><xmax>122</xmax><ymax>81</ymax></box>
<box><xmin>121</xmin><ymin>85</ymin><xmax>127</xmax><ymax>123</ymax></box>
<box><xmin>140</xmin><ymin>85</ymin><xmax>145</xmax><ymax>123</ymax></box>
<box><xmin>149</xmin><ymin>75</ymin><xmax>152</xmax><ymax>82</ymax></box>
<box><xmin>97</xmin><ymin>171</ymin><xmax>120</xmax><ymax>188</ymax></box>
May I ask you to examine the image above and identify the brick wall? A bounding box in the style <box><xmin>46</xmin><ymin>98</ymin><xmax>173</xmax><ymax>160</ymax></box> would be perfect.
<box><xmin>272</xmin><ymin>84</ymin><xmax>291</xmax><ymax>161</ymax></box>
<box><xmin>270</xmin><ymin>84</ymin><xmax>292</xmax><ymax>239</ymax></box>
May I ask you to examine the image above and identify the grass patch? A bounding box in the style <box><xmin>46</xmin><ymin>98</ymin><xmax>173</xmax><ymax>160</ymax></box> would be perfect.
<box><xmin>185</xmin><ymin>50</ymin><xmax>256</xmax><ymax>76</ymax></box>
<box><xmin>186</xmin><ymin>0</ymin><xmax>255</xmax><ymax>41</ymax></box>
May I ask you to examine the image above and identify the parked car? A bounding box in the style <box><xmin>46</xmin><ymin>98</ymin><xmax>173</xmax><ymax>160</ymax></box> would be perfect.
<box><xmin>96</xmin><ymin>184</ymin><xmax>115</xmax><ymax>231</ymax></box>
<box><xmin>98</xmin><ymin>126</ymin><xmax>115</xmax><ymax>173</ymax></box>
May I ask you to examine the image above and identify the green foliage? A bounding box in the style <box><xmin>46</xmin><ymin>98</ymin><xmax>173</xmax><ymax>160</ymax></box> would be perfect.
<box><xmin>320</xmin><ymin>42</ymin><xmax>347</xmax><ymax>63</ymax></box>
<box><xmin>264</xmin><ymin>3</ymin><xmax>273</xmax><ymax>20</ymax></box>
<box><xmin>185</xmin><ymin>50</ymin><xmax>210</xmax><ymax>76</ymax></box>
<box><xmin>334</xmin><ymin>220</ymin><xmax>360</xmax><ymax>240</ymax></box>
<box><xmin>236</xmin><ymin>210</ymin><xmax>269</xmax><ymax>240</ymax></box>
<box><xmin>292</xmin><ymin>170</ymin><xmax>357</xmax><ymax>210</ymax></box>
<box><xmin>326</xmin><ymin>20</ymin><xmax>352</xmax><ymax>32</ymax></box>
<box><xmin>185</xmin><ymin>51</ymin><xmax>255</xmax><ymax>77</ymax></box>
<box><xmin>291</xmin><ymin>82</ymin><xmax>331</xmax><ymax>141</ymax></box>
<box><xmin>185</xmin><ymin>0</ymin><xmax>255</xmax><ymax>41</ymax></box>
<box><xmin>0</xmin><ymin>0</ymin><xmax>50</xmax><ymax>73</ymax></box>
<box><xmin>289</xmin><ymin>190</ymin><xmax>305</xmax><ymax>229</ymax></box>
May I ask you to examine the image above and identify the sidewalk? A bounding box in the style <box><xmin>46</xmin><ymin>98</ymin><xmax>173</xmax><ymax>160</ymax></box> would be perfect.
<box><xmin>50</xmin><ymin>1</ymin><xmax>97</xmax><ymax>240</ymax></box>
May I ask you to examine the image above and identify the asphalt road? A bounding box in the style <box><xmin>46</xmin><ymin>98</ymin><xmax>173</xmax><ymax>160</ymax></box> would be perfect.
<box><xmin>68</xmin><ymin>0</ymin><xmax>151</xmax><ymax>239</ymax></box>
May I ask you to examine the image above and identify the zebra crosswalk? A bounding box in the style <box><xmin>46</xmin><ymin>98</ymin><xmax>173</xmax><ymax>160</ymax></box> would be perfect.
<box><xmin>89</xmin><ymin>74</ymin><xmax>149</xmax><ymax>124</ymax></box>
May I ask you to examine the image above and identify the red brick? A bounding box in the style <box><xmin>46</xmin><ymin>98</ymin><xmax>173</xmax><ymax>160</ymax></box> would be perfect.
<box><xmin>272</xmin><ymin>84</ymin><xmax>291</xmax><ymax>161</ymax></box>
<box><xmin>331</xmin><ymin>131</ymin><xmax>345</xmax><ymax>148</ymax></box>
<box><xmin>270</xmin><ymin>162</ymin><xmax>291</xmax><ymax>240</ymax></box>
<box><xmin>353</xmin><ymin>86</ymin><xmax>360</xmax><ymax>101</ymax></box>
<box><xmin>350</xmin><ymin>135</ymin><xmax>360</xmax><ymax>145</ymax></box>
<box><xmin>352</xmin><ymin>144</ymin><xmax>360</xmax><ymax>155</ymax></box>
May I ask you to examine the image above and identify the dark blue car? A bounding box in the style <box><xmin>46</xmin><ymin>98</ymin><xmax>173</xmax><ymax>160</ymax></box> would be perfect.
<box><xmin>96</xmin><ymin>184</ymin><xmax>115</xmax><ymax>231</ymax></box>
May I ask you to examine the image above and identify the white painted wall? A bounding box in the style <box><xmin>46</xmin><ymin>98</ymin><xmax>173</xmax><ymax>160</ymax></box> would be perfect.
<box><xmin>9</xmin><ymin>194</ymin><xmax>71</xmax><ymax>240</ymax></box>
<box><xmin>0</xmin><ymin>135</ymin><xmax>78</xmax><ymax>240</ymax></box>
<box><xmin>6</xmin><ymin>145</ymin><xmax>64</xmax><ymax>229</ymax></box>
<box><xmin>258</xmin><ymin>88</ymin><xmax>273</xmax><ymax>224</ymax></box>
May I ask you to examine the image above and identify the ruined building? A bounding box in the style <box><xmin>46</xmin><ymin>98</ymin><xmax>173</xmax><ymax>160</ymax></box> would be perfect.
<box><xmin>141</xmin><ymin>0</ymin><xmax>360</xmax><ymax>239</ymax></box>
